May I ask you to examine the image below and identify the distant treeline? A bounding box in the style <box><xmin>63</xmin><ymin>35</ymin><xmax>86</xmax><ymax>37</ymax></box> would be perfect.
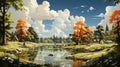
<box><xmin>39</xmin><ymin>37</ymin><xmax>71</xmax><ymax>43</ymax></box>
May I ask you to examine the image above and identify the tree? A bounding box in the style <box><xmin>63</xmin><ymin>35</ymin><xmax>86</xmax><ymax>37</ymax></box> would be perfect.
<box><xmin>27</xmin><ymin>27</ymin><xmax>39</xmax><ymax>43</ymax></box>
<box><xmin>0</xmin><ymin>13</ymin><xmax>14</xmax><ymax>44</ymax></box>
<box><xmin>85</xmin><ymin>27</ymin><xmax>94</xmax><ymax>44</ymax></box>
<box><xmin>72</xmin><ymin>21</ymin><xmax>93</xmax><ymax>45</ymax></box>
<box><xmin>104</xmin><ymin>0</ymin><xmax>120</xmax><ymax>4</ymax></box>
<box><xmin>106</xmin><ymin>24</ymin><xmax>109</xmax><ymax>31</ymax></box>
<box><xmin>104</xmin><ymin>24</ymin><xmax>113</xmax><ymax>41</ymax></box>
<box><xmin>94</xmin><ymin>25</ymin><xmax>104</xmax><ymax>44</ymax></box>
<box><xmin>72</xmin><ymin>21</ymin><xmax>86</xmax><ymax>45</ymax></box>
<box><xmin>109</xmin><ymin>10</ymin><xmax>120</xmax><ymax>46</ymax></box>
<box><xmin>15</xmin><ymin>18</ymin><xmax>28</xmax><ymax>42</ymax></box>
<box><xmin>0</xmin><ymin>0</ymin><xmax>24</xmax><ymax>45</ymax></box>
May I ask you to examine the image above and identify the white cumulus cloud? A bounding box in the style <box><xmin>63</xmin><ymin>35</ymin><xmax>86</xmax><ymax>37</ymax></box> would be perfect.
<box><xmin>30</xmin><ymin>1</ymin><xmax>58</xmax><ymax>20</ymax></box>
<box><xmin>98</xmin><ymin>4</ymin><xmax>120</xmax><ymax>30</ymax></box>
<box><xmin>9</xmin><ymin>0</ymin><xmax>86</xmax><ymax>38</ymax></box>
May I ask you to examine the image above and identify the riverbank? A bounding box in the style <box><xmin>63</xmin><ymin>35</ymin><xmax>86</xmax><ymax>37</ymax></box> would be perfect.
<box><xmin>0</xmin><ymin>41</ymin><xmax>41</xmax><ymax>66</ymax></box>
<box><xmin>64</xmin><ymin>43</ymin><xmax>120</xmax><ymax>66</ymax></box>
<box><xmin>64</xmin><ymin>43</ymin><xmax>115</xmax><ymax>60</ymax></box>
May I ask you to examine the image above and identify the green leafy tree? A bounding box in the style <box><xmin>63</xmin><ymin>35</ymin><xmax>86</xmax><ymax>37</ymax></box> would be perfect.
<box><xmin>94</xmin><ymin>25</ymin><xmax>104</xmax><ymax>44</ymax></box>
<box><xmin>0</xmin><ymin>0</ymin><xmax>24</xmax><ymax>45</ymax></box>
<box><xmin>104</xmin><ymin>24</ymin><xmax>110</xmax><ymax>40</ymax></box>
<box><xmin>40</xmin><ymin>38</ymin><xmax>44</xmax><ymax>43</ymax></box>
<box><xmin>0</xmin><ymin>13</ymin><xmax>13</xmax><ymax>44</ymax></box>
<box><xmin>27</xmin><ymin>27</ymin><xmax>39</xmax><ymax>43</ymax></box>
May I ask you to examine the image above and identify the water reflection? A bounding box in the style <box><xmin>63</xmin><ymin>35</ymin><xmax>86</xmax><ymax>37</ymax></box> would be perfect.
<box><xmin>34</xmin><ymin>49</ymin><xmax>73</xmax><ymax>67</ymax></box>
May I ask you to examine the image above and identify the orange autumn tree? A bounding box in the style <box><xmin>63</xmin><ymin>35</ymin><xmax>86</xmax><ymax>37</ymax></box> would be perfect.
<box><xmin>84</xmin><ymin>27</ymin><xmax>94</xmax><ymax>43</ymax></box>
<box><xmin>109</xmin><ymin>10</ymin><xmax>120</xmax><ymax>45</ymax></box>
<box><xmin>72</xmin><ymin>21</ymin><xmax>93</xmax><ymax>45</ymax></box>
<box><xmin>15</xmin><ymin>18</ymin><xmax>28</xmax><ymax>42</ymax></box>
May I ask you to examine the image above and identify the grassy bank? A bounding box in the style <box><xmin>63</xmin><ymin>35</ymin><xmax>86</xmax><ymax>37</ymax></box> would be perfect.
<box><xmin>64</xmin><ymin>43</ymin><xmax>116</xmax><ymax>60</ymax></box>
<box><xmin>64</xmin><ymin>43</ymin><xmax>120</xmax><ymax>66</ymax></box>
<box><xmin>0</xmin><ymin>41</ymin><xmax>40</xmax><ymax>63</ymax></box>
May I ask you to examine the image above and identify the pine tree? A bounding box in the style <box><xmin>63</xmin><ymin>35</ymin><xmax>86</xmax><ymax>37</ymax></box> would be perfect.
<box><xmin>106</xmin><ymin>24</ymin><xmax>109</xmax><ymax>31</ymax></box>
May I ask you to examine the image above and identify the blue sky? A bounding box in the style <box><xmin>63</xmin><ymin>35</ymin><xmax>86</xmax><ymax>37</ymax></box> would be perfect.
<box><xmin>37</xmin><ymin>0</ymin><xmax>114</xmax><ymax>27</ymax></box>
<box><xmin>9</xmin><ymin>0</ymin><xmax>120</xmax><ymax>37</ymax></box>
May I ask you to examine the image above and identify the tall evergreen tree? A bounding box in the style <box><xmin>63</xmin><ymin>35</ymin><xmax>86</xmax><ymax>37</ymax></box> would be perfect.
<box><xmin>106</xmin><ymin>24</ymin><xmax>109</xmax><ymax>31</ymax></box>
<box><xmin>0</xmin><ymin>0</ymin><xmax>24</xmax><ymax>45</ymax></box>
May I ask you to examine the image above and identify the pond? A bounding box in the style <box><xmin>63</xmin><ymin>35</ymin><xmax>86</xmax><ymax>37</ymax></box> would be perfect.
<box><xmin>34</xmin><ymin>48</ymin><xmax>73</xmax><ymax>67</ymax></box>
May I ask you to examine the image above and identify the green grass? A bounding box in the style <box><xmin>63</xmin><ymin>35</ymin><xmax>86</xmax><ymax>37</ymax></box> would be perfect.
<box><xmin>0</xmin><ymin>52</ymin><xmax>5</xmax><ymax>57</ymax></box>
<box><xmin>0</xmin><ymin>42</ymin><xmax>21</xmax><ymax>52</ymax></box>
<box><xmin>0</xmin><ymin>41</ymin><xmax>40</xmax><ymax>62</ymax></box>
<box><xmin>0</xmin><ymin>41</ymin><xmax>39</xmax><ymax>52</ymax></box>
<box><xmin>72</xmin><ymin>48</ymin><xmax>113</xmax><ymax>60</ymax></box>
<box><xmin>64</xmin><ymin>43</ymin><xmax>115</xmax><ymax>49</ymax></box>
<box><xmin>64</xmin><ymin>43</ymin><xmax>116</xmax><ymax>60</ymax></box>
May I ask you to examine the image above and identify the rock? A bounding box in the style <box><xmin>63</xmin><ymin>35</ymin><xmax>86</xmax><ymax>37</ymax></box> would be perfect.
<box><xmin>48</xmin><ymin>54</ymin><xmax>54</xmax><ymax>56</ymax></box>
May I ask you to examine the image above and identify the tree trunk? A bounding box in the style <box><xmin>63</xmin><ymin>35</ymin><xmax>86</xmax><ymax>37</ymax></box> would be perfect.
<box><xmin>117</xmin><ymin>22</ymin><xmax>120</xmax><ymax>46</ymax></box>
<box><xmin>2</xmin><ymin>0</ymin><xmax>6</xmax><ymax>45</ymax></box>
